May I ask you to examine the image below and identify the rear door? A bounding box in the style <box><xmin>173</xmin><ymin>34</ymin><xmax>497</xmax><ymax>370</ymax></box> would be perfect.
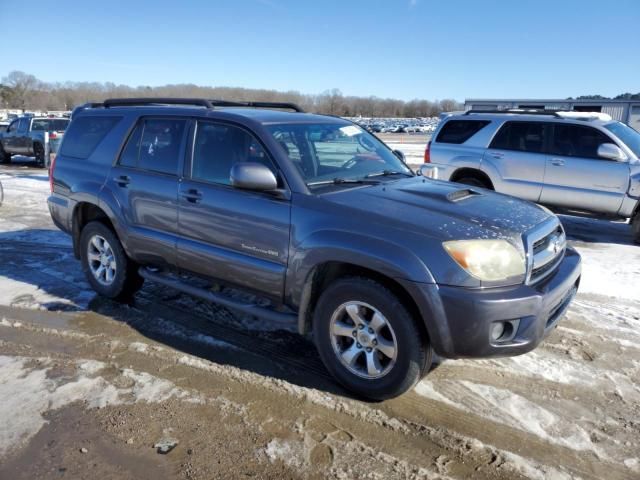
<box><xmin>105</xmin><ymin>116</ymin><xmax>188</xmax><ymax>267</ymax></box>
<box><xmin>483</xmin><ymin>120</ymin><xmax>548</xmax><ymax>202</ymax></box>
<box><xmin>15</xmin><ymin>118</ymin><xmax>31</xmax><ymax>154</ymax></box>
<box><xmin>540</xmin><ymin>123</ymin><xmax>629</xmax><ymax>213</ymax></box>
<box><xmin>177</xmin><ymin>120</ymin><xmax>291</xmax><ymax>300</ymax></box>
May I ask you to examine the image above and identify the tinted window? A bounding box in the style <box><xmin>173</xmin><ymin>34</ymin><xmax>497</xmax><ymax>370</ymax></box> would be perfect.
<box><xmin>7</xmin><ymin>121</ymin><xmax>18</xmax><ymax>133</ymax></box>
<box><xmin>119</xmin><ymin>123</ymin><xmax>143</xmax><ymax>168</ymax></box>
<box><xmin>31</xmin><ymin>119</ymin><xmax>69</xmax><ymax>131</ymax></box>
<box><xmin>436</xmin><ymin>120</ymin><xmax>490</xmax><ymax>144</ymax></box>
<box><xmin>551</xmin><ymin>124</ymin><xmax>613</xmax><ymax>159</ymax></box>
<box><xmin>59</xmin><ymin>116</ymin><xmax>121</xmax><ymax>159</ymax></box>
<box><xmin>137</xmin><ymin>119</ymin><xmax>187</xmax><ymax>175</ymax></box>
<box><xmin>490</xmin><ymin>121</ymin><xmax>545</xmax><ymax>153</ymax></box>
<box><xmin>192</xmin><ymin>122</ymin><xmax>276</xmax><ymax>185</ymax></box>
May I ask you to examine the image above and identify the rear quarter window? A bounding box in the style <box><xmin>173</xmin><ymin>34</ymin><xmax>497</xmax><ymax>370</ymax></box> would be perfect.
<box><xmin>59</xmin><ymin>116</ymin><xmax>121</xmax><ymax>159</ymax></box>
<box><xmin>436</xmin><ymin>120</ymin><xmax>491</xmax><ymax>144</ymax></box>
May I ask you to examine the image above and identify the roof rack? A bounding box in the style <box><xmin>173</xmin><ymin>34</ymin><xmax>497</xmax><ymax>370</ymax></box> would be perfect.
<box><xmin>96</xmin><ymin>97</ymin><xmax>305</xmax><ymax>112</ymax></box>
<box><xmin>464</xmin><ymin>109</ymin><xmax>562</xmax><ymax>117</ymax></box>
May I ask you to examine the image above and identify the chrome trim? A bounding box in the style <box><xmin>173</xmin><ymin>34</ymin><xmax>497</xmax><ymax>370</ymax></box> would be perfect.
<box><xmin>523</xmin><ymin>217</ymin><xmax>566</xmax><ymax>285</ymax></box>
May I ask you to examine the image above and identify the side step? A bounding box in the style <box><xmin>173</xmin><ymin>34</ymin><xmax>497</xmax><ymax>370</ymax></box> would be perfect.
<box><xmin>138</xmin><ymin>268</ymin><xmax>298</xmax><ymax>324</ymax></box>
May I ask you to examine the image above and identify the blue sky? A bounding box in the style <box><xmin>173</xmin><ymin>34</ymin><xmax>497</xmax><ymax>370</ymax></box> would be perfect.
<box><xmin>1</xmin><ymin>0</ymin><xmax>638</xmax><ymax>101</ymax></box>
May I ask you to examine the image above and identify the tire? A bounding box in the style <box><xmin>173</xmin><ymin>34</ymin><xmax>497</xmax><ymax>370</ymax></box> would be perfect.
<box><xmin>0</xmin><ymin>144</ymin><xmax>10</xmax><ymax>164</ymax></box>
<box><xmin>632</xmin><ymin>212</ymin><xmax>640</xmax><ymax>245</ymax></box>
<box><xmin>33</xmin><ymin>143</ymin><xmax>45</xmax><ymax>167</ymax></box>
<box><xmin>456</xmin><ymin>176</ymin><xmax>492</xmax><ymax>189</ymax></box>
<box><xmin>80</xmin><ymin>221</ymin><xmax>144</xmax><ymax>301</ymax></box>
<box><xmin>313</xmin><ymin>277</ymin><xmax>432</xmax><ymax>400</ymax></box>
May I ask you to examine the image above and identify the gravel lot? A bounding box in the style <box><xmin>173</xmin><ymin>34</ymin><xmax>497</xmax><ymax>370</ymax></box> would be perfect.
<box><xmin>0</xmin><ymin>156</ymin><xmax>639</xmax><ymax>480</ymax></box>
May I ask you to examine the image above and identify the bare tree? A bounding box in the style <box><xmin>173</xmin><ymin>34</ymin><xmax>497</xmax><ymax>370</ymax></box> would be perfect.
<box><xmin>2</xmin><ymin>71</ymin><xmax>39</xmax><ymax>109</ymax></box>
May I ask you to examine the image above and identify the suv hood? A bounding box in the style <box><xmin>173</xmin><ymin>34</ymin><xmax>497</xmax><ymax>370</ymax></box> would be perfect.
<box><xmin>321</xmin><ymin>177</ymin><xmax>552</xmax><ymax>242</ymax></box>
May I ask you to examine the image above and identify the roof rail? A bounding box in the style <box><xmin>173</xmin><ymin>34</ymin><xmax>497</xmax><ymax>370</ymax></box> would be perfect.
<box><xmin>103</xmin><ymin>98</ymin><xmax>214</xmax><ymax>108</ymax></box>
<box><xmin>464</xmin><ymin>109</ymin><xmax>562</xmax><ymax>118</ymax></box>
<box><xmin>208</xmin><ymin>99</ymin><xmax>305</xmax><ymax>112</ymax></box>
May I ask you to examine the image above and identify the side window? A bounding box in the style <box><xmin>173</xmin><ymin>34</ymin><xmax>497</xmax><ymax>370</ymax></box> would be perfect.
<box><xmin>18</xmin><ymin>118</ymin><xmax>29</xmax><ymax>133</ymax></box>
<box><xmin>550</xmin><ymin>125</ymin><xmax>613</xmax><ymax>159</ymax></box>
<box><xmin>490</xmin><ymin>121</ymin><xmax>545</xmax><ymax>153</ymax></box>
<box><xmin>59</xmin><ymin>116</ymin><xmax>122</xmax><ymax>159</ymax></box>
<box><xmin>436</xmin><ymin>120</ymin><xmax>491</xmax><ymax>144</ymax></box>
<box><xmin>7</xmin><ymin>120</ymin><xmax>18</xmax><ymax>133</ymax></box>
<box><xmin>191</xmin><ymin>121</ymin><xmax>276</xmax><ymax>186</ymax></box>
<box><xmin>119</xmin><ymin>122</ymin><xmax>143</xmax><ymax>168</ymax></box>
<box><xmin>137</xmin><ymin>118</ymin><xmax>187</xmax><ymax>175</ymax></box>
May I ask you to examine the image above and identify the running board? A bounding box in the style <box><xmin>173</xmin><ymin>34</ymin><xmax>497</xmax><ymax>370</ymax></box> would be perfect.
<box><xmin>138</xmin><ymin>268</ymin><xmax>297</xmax><ymax>324</ymax></box>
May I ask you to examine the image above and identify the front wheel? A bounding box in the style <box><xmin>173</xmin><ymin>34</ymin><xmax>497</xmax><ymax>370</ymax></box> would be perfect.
<box><xmin>313</xmin><ymin>277</ymin><xmax>431</xmax><ymax>400</ymax></box>
<box><xmin>632</xmin><ymin>212</ymin><xmax>640</xmax><ymax>245</ymax></box>
<box><xmin>0</xmin><ymin>145</ymin><xmax>10</xmax><ymax>164</ymax></box>
<box><xmin>80</xmin><ymin>221</ymin><xmax>144</xmax><ymax>300</ymax></box>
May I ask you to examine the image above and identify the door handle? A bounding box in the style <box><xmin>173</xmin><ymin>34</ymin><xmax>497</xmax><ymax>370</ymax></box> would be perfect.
<box><xmin>489</xmin><ymin>152</ymin><xmax>504</xmax><ymax>159</ymax></box>
<box><xmin>180</xmin><ymin>189</ymin><xmax>202</xmax><ymax>203</ymax></box>
<box><xmin>114</xmin><ymin>175</ymin><xmax>131</xmax><ymax>186</ymax></box>
<box><xmin>550</xmin><ymin>158</ymin><xmax>565</xmax><ymax>166</ymax></box>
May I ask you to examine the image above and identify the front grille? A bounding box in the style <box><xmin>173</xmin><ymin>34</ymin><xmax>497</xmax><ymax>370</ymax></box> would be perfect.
<box><xmin>525</xmin><ymin>220</ymin><xmax>566</xmax><ymax>285</ymax></box>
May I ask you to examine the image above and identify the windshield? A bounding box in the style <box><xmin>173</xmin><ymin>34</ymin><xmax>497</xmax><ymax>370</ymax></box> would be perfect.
<box><xmin>604</xmin><ymin>121</ymin><xmax>640</xmax><ymax>158</ymax></box>
<box><xmin>266</xmin><ymin>123</ymin><xmax>412</xmax><ymax>186</ymax></box>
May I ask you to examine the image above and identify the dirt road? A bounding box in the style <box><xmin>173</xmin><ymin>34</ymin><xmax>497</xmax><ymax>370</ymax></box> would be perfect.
<box><xmin>1</xmin><ymin>160</ymin><xmax>639</xmax><ymax>479</ymax></box>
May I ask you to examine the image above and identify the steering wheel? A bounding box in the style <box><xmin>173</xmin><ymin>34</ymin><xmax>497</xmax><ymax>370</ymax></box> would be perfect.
<box><xmin>343</xmin><ymin>153</ymin><xmax>384</xmax><ymax>170</ymax></box>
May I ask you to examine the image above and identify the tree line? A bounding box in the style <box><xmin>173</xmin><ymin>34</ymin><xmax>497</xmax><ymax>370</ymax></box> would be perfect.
<box><xmin>0</xmin><ymin>71</ymin><xmax>461</xmax><ymax>118</ymax></box>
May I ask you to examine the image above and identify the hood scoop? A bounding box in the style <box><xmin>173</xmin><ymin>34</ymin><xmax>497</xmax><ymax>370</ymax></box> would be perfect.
<box><xmin>446</xmin><ymin>188</ymin><xmax>482</xmax><ymax>202</ymax></box>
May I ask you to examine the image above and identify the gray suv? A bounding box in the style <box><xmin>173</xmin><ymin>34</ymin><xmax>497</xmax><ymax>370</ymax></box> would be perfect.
<box><xmin>48</xmin><ymin>98</ymin><xmax>581</xmax><ymax>399</ymax></box>
<box><xmin>424</xmin><ymin>110</ymin><xmax>640</xmax><ymax>243</ymax></box>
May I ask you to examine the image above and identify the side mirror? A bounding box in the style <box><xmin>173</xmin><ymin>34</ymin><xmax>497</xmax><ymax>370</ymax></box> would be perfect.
<box><xmin>598</xmin><ymin>143</ymin><xmax>627</xmax><ymax>162</ymax></box>
<box><xmin>230</xmin><ymin>162</ymin><xmax>278</xmax><ymax>191</ymax></box>
<box><xmin>419</xmin><ymin>164</ymin><xmax>439</xmax><ymax>179</ymax></box>
<box><xmin>392</xmin><ymin>149</ymin><xmax>406</xmax><ymax>162</ymax></box>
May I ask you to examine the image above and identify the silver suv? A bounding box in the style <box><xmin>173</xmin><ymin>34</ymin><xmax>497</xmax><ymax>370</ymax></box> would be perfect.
<box><xmin>424</xmin><ymin>110</ymin><xmax>640</xmax><ymax>243</ymax></box>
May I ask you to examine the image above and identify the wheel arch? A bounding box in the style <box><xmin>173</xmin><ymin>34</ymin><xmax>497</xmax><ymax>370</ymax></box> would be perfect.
<box><xmin>296</xmin><ymin>260</ymin><xmax>428</xmax><ymax>345</ymax></box>
<box><xmin>71</xmin><ymin>202</ymin><xmax>117</xmax><ymax>259</ymax></box>
<box><xmin>450</xmin><ymin>167</ymin><xmax>494</xmax><ymax>189</ymax></box>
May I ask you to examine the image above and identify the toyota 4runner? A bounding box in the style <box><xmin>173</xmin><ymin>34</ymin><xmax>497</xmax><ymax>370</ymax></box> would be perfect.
<box><xmin>48</xmin><ymin>98</ymin><xmax>581</xmax><ymax>399</ymax></box>
<box><xmin>423</xmin><ymin>109</ymin><xmax>640</xmax><ymax>243</ymax></box>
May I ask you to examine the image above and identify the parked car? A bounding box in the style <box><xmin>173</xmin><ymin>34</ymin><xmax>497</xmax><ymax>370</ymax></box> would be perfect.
<box><xmin>0</xmin><ymin>115</ymin><xmax>70</xmax><ymax>166</ymax></box>
<box><xmin>48</xmin><ymin>98</ymin><xmax>581</xmax><ymax>400</ymax></box>
<box><xmin>424</xmin><ymin>110</ymin><xmax>640</xmax><ymax>243</ymax></box>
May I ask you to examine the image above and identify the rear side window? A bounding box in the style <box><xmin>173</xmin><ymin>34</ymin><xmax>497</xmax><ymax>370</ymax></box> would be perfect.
<box><xmin>436</xmin><ymin>120</ymin><xmax>490</xmax><ymax>144</ymax></box>
<box><xmin>60</xmin><ymin>116</ymin><xmax>121</xmax><ymax>159</ymax></box>
<box><xmin>551</xmin><ymin>124</ymin><xmax>613</xmax><ymax>159</ymax></box>
<box><xmin>490</xmin><ymin>121</ymin><xmax>545</xmax><ymax>153</ymax></box>
<box><xmin>118</xmin><ymin>118</ymin><xmax>187</xmax><ymax>175</ymax></box>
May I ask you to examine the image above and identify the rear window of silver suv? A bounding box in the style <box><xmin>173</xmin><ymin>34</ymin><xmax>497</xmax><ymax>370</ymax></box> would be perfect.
<box><xmin>604</xmin><ymin>121</ymin><xmax>640</xmax><ymax>158</ymax></box>
<box><xmin>436</xmin><ymin>120</ymin><xmax>491</xmax><ymax>144</ymax></box>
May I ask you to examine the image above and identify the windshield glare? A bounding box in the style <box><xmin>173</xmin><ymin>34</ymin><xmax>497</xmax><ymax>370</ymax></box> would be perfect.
<box><xmin>604</xmin><ymin>121</ymin><xmax>640</xmax><ymax>159</ymax></box>
<box><xmin>267</xmin><ymin>123</ymin><xmax>411</xmax><ymax>186</ymax></box>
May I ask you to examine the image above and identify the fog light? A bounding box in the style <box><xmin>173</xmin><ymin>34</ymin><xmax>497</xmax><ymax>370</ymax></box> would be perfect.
<box><xmin>490</xmin><ymin>322</ymin><xmax>506</xmax><ymax>341</ymax></box>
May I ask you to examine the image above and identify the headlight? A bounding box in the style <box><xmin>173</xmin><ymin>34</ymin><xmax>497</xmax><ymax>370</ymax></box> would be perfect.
<box><xmin>443</xmin><ymin>239</ymin><xmax>525</xmax><ymax>282</ymax></box>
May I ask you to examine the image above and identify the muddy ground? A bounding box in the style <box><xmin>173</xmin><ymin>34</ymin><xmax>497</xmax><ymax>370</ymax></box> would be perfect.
<box><xmin>0</xmin><ymin>158</ymin><xmax>639</xmax><ymax>480</ymax></box>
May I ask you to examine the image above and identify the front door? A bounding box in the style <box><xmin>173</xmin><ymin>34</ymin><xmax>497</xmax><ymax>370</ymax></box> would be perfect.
<box><xmin>540</xmin><ymin>123</ymin><xmax>629</xmax><ymax>214</ymax></box>
<box><xmin>177</xmin><ymin>120</ymin><xmax>291</xmax><ymax>300</ymax></box>
<box><xmin>482</xmin><ymin>120</ymin><xmax>548</xmax><ymax>202</ymax></box>
<box><xmin>104</xmin><ymin>116</ymin><xmax>188</xmax><ymax>267</ymax></box>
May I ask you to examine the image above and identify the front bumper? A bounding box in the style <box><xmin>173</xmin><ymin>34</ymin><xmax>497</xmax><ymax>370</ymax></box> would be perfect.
<box><xmin>402</xmin><ymin>246</ymin><xmax>581</xmax><ymax>358</ymax></box>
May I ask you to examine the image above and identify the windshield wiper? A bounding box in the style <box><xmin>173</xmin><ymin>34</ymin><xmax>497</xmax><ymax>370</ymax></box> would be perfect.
<box><xmin>307</xmin><ymin>177</ymin><xmax>382</xmax><ymax>187</ymax></box>
<box><xmin>365</xmin><ymin>170</ymin><xmax>414</xmax><ymax>179</ymax></box>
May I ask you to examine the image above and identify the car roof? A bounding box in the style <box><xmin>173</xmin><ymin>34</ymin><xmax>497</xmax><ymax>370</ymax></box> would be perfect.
<box><xmin>446</xmin><ymin>111</ymin><xmax>614</xmax><ymax>127</ymax></box>
<box><xmin>74</xmin><ymin>104</ymin><xmax>347</xmax><ymax>126</ymax></box>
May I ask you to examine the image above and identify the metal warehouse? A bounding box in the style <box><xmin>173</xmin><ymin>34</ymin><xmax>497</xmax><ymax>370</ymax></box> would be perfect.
<box><xmin>465</xmin><ymin>99</ymin><xmax>640</xmax><ymax>129</ymax></box>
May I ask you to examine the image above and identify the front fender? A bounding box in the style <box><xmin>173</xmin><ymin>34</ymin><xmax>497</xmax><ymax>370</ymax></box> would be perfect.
<box><xmin>285</xmin><ymin>229</ymin><xmax>435</xmax><ymax>308</ymax></box>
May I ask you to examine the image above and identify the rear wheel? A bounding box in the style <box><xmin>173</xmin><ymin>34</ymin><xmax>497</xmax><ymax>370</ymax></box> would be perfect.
<box><xmin>80</xmin><ymin>221</ymin><xmax>144</xmax><ymax>300</ymax></box>
<box><xmin>33</xmin><ymin>143</ymin><xmax>45</xmax><ymax>167</ymax></box>
<box><xmin>313</xmin><ymin>277</ymin><xmax>431</xmax><ymax>400</ymax></box>
<box><xmin>0</xmin><ymin>145</ymin><xmax>10</xmax><ymax>164</ymax></box>
<box><xmin>632</xmin><ymin>212</ymin><xmax>640</xmax><ymax>245</ymax></box>
<box><xmin>455</xmin><ymin>176</ymin><xmax>492</xmax><ymax>189</ymax></box>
